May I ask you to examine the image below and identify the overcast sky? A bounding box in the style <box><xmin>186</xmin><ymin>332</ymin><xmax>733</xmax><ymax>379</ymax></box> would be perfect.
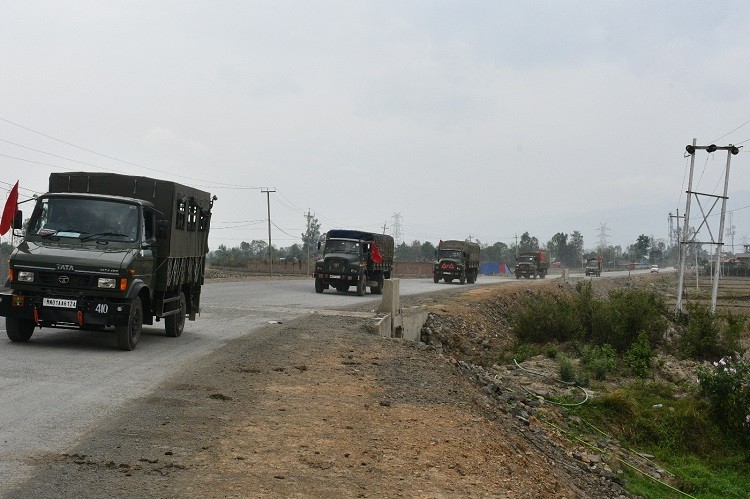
<box><xmin>3</xmin><ymin>1</ymin><xmax>750</xmax><ymax>252</ymax></box>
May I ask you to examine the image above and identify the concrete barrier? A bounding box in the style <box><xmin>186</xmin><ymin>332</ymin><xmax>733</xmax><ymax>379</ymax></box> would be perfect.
<box><xmin>374</xmin><ymin>279</ymin><xmax>428</xmax><ymax>342</ymax></box>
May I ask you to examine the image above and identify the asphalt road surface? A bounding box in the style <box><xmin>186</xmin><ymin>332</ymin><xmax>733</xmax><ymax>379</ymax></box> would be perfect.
<box><xmin>0</xmin><ymin>269</ymin><xmax>657</xmax><ymax>492</ymax></box>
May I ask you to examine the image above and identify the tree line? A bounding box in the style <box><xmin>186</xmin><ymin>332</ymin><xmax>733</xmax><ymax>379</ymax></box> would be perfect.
<box><xmin>209</xmin><ymin>212</ymin><xmax>677</xmax><ymax>269</ymax></box>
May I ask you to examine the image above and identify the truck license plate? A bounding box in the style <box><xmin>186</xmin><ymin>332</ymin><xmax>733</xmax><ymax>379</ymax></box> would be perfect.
<box><xmin>328</xmin><ymin>275</ymin><xmax>341</xmax><ymax>279</ymax></box>
<box><xmin>43</xmin><ymin>298</ymin><xmax>77</xmax><ymax>308</ymax></box>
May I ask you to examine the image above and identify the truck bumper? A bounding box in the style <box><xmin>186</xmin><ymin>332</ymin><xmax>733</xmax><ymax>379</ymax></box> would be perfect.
<box><xmin>0</xmin><ymin>292</ymin><xmax>131</xmax><ymax>328</ymax></box>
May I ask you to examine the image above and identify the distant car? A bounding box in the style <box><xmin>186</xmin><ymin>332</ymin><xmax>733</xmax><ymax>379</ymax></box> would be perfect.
<box><xmin>651</xmin><ymin>265</ymin><xmax>659</xmax><ymax>273</ymax></box>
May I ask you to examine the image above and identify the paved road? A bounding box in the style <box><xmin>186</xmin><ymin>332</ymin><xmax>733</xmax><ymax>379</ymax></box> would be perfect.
<box><xmin>0</xmin><ymin>269</ymin><xmax>659</xmax><ymax>492</ymax></box>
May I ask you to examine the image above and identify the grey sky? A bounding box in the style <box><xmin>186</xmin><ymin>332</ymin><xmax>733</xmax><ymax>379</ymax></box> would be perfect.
<box><xmin>2</xmin><ymin>1</ymin><xmax>750</xmax><ymax>251</ymax></box>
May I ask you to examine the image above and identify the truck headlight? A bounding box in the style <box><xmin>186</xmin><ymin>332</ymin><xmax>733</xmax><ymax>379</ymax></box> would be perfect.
<box><xmin>98</xmin><ymin>278</ymin><xmax>117</xmax><ymax>289</ymax></box>
<box><xmin>18</xmin><ymin>271</ymin><xmax>34</xmax><ymax>282</ymax></box>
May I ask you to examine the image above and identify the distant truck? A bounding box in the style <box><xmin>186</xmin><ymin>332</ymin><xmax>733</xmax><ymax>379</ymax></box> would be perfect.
<box><xmin>514</xmin><ymin>250</ymin><xmax>550</xmax><ymax>279</ymax></box>
<box><xmin>0</xmin><ymin>172</ymin><xmax>215</xmax><ymax>350</ymax></box>
<box><xmin>314</xmin><ymin>230</ymin><xmax>394</xmax><ymax>296</ymax></box>
<box><xmin>585</xmin><ymin>257</ymin><xmax>603</xmax><ymax>277</ymax></box>
<box><xmin>433</xmin><ymin>240</ymin><xmax>480</xmax><ymax>284</ymax></box>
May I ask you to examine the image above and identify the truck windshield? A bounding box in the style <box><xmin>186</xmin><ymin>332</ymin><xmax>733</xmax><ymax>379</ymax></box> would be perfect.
<box><xmin>324</xmin><ymin>239</ymin><xmax>360</xmax><ymax>254</ymax></box>
<box><xmin>29</xmin><ymin>197</ymin><xmax>140</xmax><ymax>242</ymax></box>
<box><xmin>440</xmin><ymin>250</ymin><xmax>462</xmax><ymax>259</ymax></box>
<box><xmin>518</xmin><ymin>256</ymin><xmax>534</xmax><ymax>262</ymax></box>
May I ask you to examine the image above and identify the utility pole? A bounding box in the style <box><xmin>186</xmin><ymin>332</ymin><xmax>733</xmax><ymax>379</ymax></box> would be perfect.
<box><xmin>261</xmin><ymin>188</ymin><xmax>276</xmax><ymax>278</ymax></box>
<box><xmin>306</xmin><ymin>209</ymin><xmax>313</xmax><ymax>277</ymax></box>
<box><xmin>381</xmin><ymin>222</ymin><xmax>388</xmax><ymax>235</ymax></box>
<box><xmin>676</xmin><ymin>140</ymin><xmax>741</xmax><ymax>313</ymax></box>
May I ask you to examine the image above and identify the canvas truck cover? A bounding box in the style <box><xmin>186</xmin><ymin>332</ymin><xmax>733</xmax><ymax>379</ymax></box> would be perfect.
<box><xmin>48</xmin><ymin>172</ymin><xmax>213</xmax><ymax>260</ymax></box>
<box><xmin>439</xmin><ymin>240</ymin><xmax>480</xmax><ymax>264</ymax></box>
<box><xmin>325</xmin><ymin>229</ymin><xmax>394</xmax><ymax>264</ymax></box>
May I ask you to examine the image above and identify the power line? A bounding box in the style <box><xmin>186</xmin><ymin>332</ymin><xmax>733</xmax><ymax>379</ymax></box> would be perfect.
<box><xmin>711</xmin><ymin>118</ymin><xmax>750</xmax><ymax>143</ymax></box>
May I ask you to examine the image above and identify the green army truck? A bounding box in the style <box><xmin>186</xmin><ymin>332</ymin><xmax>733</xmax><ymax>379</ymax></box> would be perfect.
<box><xmin>515</xmin><ymin>250</ymin><xmax>550</xmax><ymax>279</ymax></box>
<box><xmin>433</xmin><ymin>240</ymin><xmax>480</xmax><ymax>284</ymax></box>
<box><xmin>314</xmin><ymin>229</ymin><xmax>394</xmax><ymax>296</ymax></box>
<box><xmin>585</xmin><ymin>257</ymin><xmax>603</xmax><ymax>277</ymax></box>
<box><xmin>0</xmin><ymin>172</ymin><xmax>215</xmax><ymax>350</ymax></box>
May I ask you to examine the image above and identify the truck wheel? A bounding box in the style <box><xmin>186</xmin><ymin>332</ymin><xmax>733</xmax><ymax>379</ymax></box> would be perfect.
<box><xmin>6</xmin><ymin>317</ymin><xmax>35</xmax><ymax>342</ymax></box>
<box><xmin>165</xmin><ymin>292</ymin><xmax>186</xmax><ymax>337</ymax></box>
<box><xmin>373</xmin><ymin>273</ymin><xmax>384</xmax><ymax>295</ymax></box>
<box><xmin>116</xmin><ymin>297</ymin><xmax>142</xmax><ymax>351</ymax></box>
<box><xmin>515</xmin><ymin>274</ymin><xmax>520</xmax><ymax>279</ymax></box>
<box><xmin>433</xmin><ymin>275</ymin><xmax>440</xmax><ymax>284</ymax></box>
<box><xmin>315</xmin><ymin>278</ymin><xmax>324</xmax><ymax>293</ymax></box>
<box><xmin>356</xmin><ymin>276</ymin><xmax>366</xmax><ymax>296</ymax></box>
<box><xmin>459</xmin><ymin>273</ymin><xmax>466</xmax><ymax>284</ymax></box>
<box><xmin>467</xmin><ymin>272</ymin><xmax>476</xmax><ymax>284</ymax></box>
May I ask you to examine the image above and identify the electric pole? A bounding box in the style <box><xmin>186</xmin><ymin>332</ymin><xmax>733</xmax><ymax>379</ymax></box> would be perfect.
<box><xmin>261</xmin><ymin>188</ymin><xmax>276</xmax><ymax>278</ymax></box>
<box><xmin>306</xmin><ymin>209</ymin><xmax>313</xmax><ymax>276</ymax></box>
<box><xmin>676</xmin><ymin>140</ymin><xmax>741</xmax><ymax>313</ymax></box>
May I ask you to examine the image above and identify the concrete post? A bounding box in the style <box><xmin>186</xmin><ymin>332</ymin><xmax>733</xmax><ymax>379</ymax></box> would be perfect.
<box><xmin>377</xmin><ymin>279</ymin><xmax>400</xmax><ymax>314</ymax></box>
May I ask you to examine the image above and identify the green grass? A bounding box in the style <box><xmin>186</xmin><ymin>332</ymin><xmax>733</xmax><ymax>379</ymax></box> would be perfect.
<box><xmin>568</xmin><ymin>381</ymin><xmax>750</xmax><ymax>498</ymax></box>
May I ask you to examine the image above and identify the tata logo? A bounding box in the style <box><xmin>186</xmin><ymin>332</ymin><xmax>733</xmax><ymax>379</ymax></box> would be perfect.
<box><xmin>58</xmin><ymin>276</ymin><xmax>70</xmax><ymax>284</ymax></box>
<box><xmin>56</xmin><ymin>264</ymin><xmax>74</xmax><ymax>271</ymax></box>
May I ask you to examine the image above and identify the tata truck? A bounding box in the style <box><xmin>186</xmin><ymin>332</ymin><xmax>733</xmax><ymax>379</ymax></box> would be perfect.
<box><xmin>0</xmin><ymin>172</ymin><xmax>215</xmax><ymax>350</ymax></box>
<box><xmin>433</xmin><ymin>240</ymin><xmax>480</xmax><ymax>284</ymax></box>
<box><xmin>514</xmin><ymin>250</ymin><xmax>550</xmax><ymax>279</ymax></box>
<box><xmin>314</xmin><ymin>229</ymin><xmax>394</xmax><ymax>296</ymax></box>
<box><xmin>585</xmin><ymin>257</ymin><xmax>603</xmax><ymax>277</ymax></box>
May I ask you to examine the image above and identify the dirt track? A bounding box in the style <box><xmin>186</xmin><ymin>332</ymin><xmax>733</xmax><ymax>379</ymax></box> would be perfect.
<box><xmin>5</xmin><ymin>309</ymin><xmax>627</xmax><ymax>498</ymax></box>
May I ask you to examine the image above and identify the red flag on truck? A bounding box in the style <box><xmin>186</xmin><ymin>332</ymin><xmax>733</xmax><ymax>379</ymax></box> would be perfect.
<box><xmin>371</xmin><ymin>241</ymin><xmax>383</xmax><ymax>263</ymax></box>
<box><xmin>0</xmin><ymin>181</ymin><xmax>19</xmax><ymax>235</ymax></box>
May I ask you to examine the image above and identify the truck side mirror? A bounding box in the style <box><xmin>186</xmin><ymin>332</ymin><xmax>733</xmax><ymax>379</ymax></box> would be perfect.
<box><xmin>13</xmin><ymin>210</ymin><xmax>22</xmax><ymax>230</ymax></box>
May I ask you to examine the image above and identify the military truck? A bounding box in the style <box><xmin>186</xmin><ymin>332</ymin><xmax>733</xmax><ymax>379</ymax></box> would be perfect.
<box><xmin>514</xmin><ymin>250</ymin><xmax>550</xmax><ymax>279</ymax></box>
<box><xmin>314</xmin><ymin>229</ymin><xmax>394</xmax><ymax>296</ymax></box>
<box><xmin>585</xmin><ymin>257</ymin><xmax>603</xmax><ymax>277</ymax></box>
<box><xmin>0</xmin><ymin>172</ymin><xmax>215</xmax><ymax>350</ymax></box>
<box><xmin>433</xmin><ymin>240</ymin><xmax>480</xmax><ymax>284</ymax></box>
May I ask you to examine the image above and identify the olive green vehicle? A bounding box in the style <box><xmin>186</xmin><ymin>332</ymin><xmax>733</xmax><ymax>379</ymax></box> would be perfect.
<box><xmin>0</xmin><ymin>172</ymin><xmax>215</xmax><ymax>350</ymax></box>
<box><xmin>433</xmin><ymin>240</ymin><xmax>480</xmax><ymax>284</ymax></box>
<box><xmin>314</xmin><ymin>230</ymin><xmax>394</xmax><ymax>296</ymax></box>
<box><xmin>514</xmin><ymin>250</ymin><xmax>550</xmax><ymax>279</ymax></box>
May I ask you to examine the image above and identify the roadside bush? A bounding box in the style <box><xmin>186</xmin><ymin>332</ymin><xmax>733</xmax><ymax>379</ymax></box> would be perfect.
<box><xmin>679</xmin><ymin>302</ymin><xmax>727</xmax><ymax>360</ymax></box>
<box><xmin>557</xmin><ymin>354</ymin><xmax>576</xmax><ymax>383</ymax></box>
<box><xmin>625</xmin><ymin>331</ymin><xmax>653</xmax><ymax>378</ymax></box>
<box><xmin>606</xmin><ymin>288</ymin><xmax>668</xmax><ymax>352</ymax></box>
<box><xmin>697</xmin><ymin>356</ymin><xmax>750</xmax><ymax>447</ymax></box>
<box><xmin>582</xmin><ymin>344</ymin><xmax>617</xmax><ymax>380</ymax></box>
<box><xmin>513</xmin><ymin>293</ymin><xmax>580</xmax><ymax>344</ymax></box>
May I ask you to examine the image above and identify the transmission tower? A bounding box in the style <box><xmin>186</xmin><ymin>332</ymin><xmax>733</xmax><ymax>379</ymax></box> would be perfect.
<box><xmin>391</xmin><ymin>212</ymin><xmax>403</xmax><ymax>245</ymax></box>
<box><xmin>597</xmin><ymin>222</ymin><xmax>610</xmax><ymax>250</ymax></box>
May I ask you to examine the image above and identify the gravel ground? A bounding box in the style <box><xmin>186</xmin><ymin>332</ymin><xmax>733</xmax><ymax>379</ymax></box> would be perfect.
<box><xmin>5</xmin><ymin>293</ymin><xmax>628</xmax><ymax>498</ymax></box>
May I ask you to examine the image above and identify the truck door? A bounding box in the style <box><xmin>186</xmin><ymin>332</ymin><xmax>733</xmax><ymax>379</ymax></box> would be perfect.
<box><xmin>132</xmin><ymin>207</ymin><xmax>156</xmax><ymax>289</ymax></box>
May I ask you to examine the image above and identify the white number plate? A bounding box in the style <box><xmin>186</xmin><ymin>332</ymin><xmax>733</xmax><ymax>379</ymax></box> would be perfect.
<box><xmin>328</xmin><ymin>275</ymin><xmax>341</xmax><ymax>279</ymax></box>
<box><xmin>43</xmin><ymin>298</ymin><xmax>77</xmax><ymax>308</ymax></box>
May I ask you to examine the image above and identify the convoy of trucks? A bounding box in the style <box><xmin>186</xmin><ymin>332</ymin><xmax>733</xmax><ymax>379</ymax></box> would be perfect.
<box><xmin>0</xmin><ymin>172</ymin><xmax>215</xmax><ymax>350</ymax></box>
<box><xmin>585</xmin><ymin>257</ymin><xmax>603</xmax><ymax>277</ymax></box>
<box><xmin>514</xmin><ymin>250</ymin><xmax>550</xmax><ymax>279</ymax></box>
<box><xmin>314</xmin><ymin>229</ymin><xmax>394</xmax><ymax>296</ymax></box>
<box><xmin>433</xmin><ymin>240</ymin><xmax>480</xmax><ymax>284</ymax></box>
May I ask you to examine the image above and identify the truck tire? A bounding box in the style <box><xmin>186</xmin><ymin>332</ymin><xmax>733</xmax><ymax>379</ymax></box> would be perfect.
<box><xmin>467</xmin><ymin>271</ymin><xmax>476</xmax><ymax>284</ymax></box>
<box><xmin>356</xmin><ymin>276</ymin><xmax>366</xmax><ymax>296</ymax></box>
<box><xmin>459</xmin><ymin>273</ymin><xmax>466</xmax><ymax>284</ymax></box>
<box><xmin>315</xmin><ymin>278</ymin><xmax>324</xmax><ymax>293</ymax></box>
<box><xmin>433</xmin><ymin>274</ymin><xmax>440</xmax><ymax>283</ymax></box>
<box><xmin>373</xmin><ymin>273</ymin><xmax>384</xmax><ymax>295</ymax></box>
<box><xmin>116</xmin><ymin>297</ymin><xmax>142</xmax><ymax>351</ymax></box>
<box><xmin>6</xmin><ymin>317</ymin><xmax>35</xmax><ymax>342</ymax></box>
<box><xmin>165</xmin><ymin>292</ymin><xmax>186</xmax><ymax>337</ymax></box>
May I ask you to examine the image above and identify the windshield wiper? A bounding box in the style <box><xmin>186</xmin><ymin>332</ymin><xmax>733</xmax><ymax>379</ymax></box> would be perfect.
<box><xmin>40</xmin><ymin>228</ymin><xmax>78</xmax><ymax>238</ymax></box>
<box><xmin>80</xmin><ymin>232</ymin><xmax>129</xmax><ymax>241</ymax></box>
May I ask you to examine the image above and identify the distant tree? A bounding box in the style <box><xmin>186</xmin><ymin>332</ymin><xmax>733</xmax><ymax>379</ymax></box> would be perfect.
<box><xmin>649</xmin><ymin>239</ymin><xmax>665</xmax><ymax>263</ymax></box>
<box><xmin>249</xmin><ymin>239</ymin><xmax>268</xmax><ymax>258</ymax></box>
<box><xmin>421</xmin><ymin>241</ymin><xmax>436</xmax><ymax>261</ymax></box>
<box><xmin>482</xmin><ymin>241</ymin><xmax>510</xmax><ymax>262</ymax></box>
<box><xmin>629</xmin><ymin>234</ymin><xmax>651</xmax><ymax>262</ymax></box>
<box><xmin>547</xmin><ymin>232</ymin><xmax>569</xmax><ymax>265</ymax></box>
<box><xmin>301</xmin><ymin>213</ymin><xmax>322</xmax><ymax>257</ymax></box>
<box><xmin>239</xmin><ymin>241</ymin><xmax>251</xmax><ymax>255</ymax></box>
<box><xmin>518</xmin><ymin>232</ymin><xmax>539</xmax><ymax>253</ymax></box>
<box><xmin>395</xmin><ymin>241</ymin><xmax>414</xmax><ymax>261</ymax></box>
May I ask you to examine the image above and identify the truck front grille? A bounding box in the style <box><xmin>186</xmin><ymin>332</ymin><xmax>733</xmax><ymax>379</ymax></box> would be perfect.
<box><xmin>38</xmin><ymin>271</ymin><xmax>96</xmax><ymax>289</ymax></box>
<box><xmin>324</xmin><ymin>258</ymin><xmax>348</xmax><ymax>273</ymax></box>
